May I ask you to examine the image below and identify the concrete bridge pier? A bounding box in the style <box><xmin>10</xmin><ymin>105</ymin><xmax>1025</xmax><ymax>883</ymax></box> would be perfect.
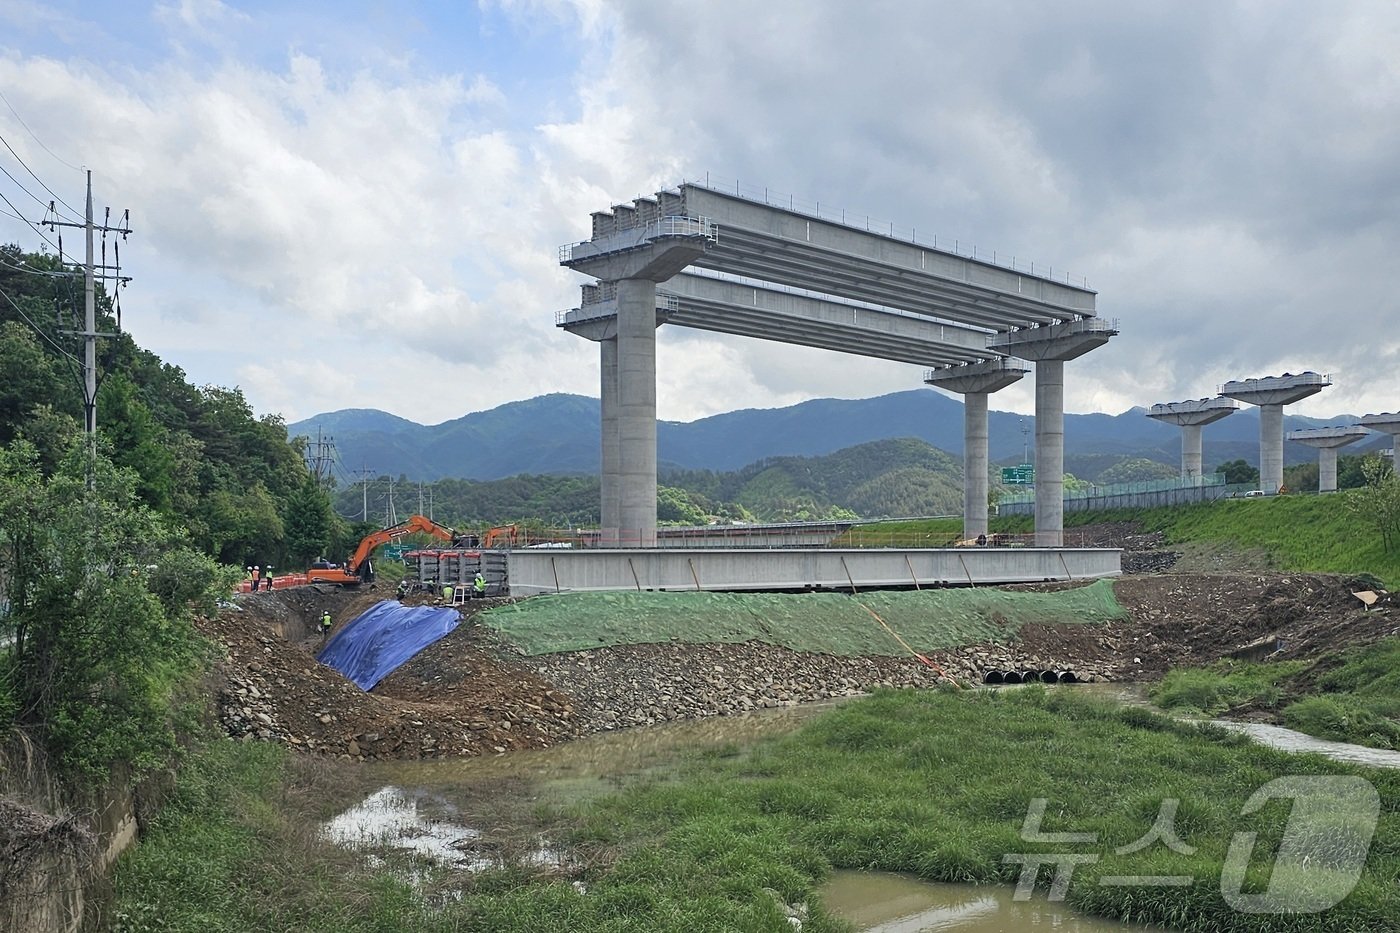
<box><xmin>560</xmin><ymin>218</ymin><xmax>713</xmax><ymax>546</ymax></box>
<box><xmin>1286</xmin><ymin>427</ymin><xmax>1370</xmax><ymax>492</ymax></box>
<box><xmin>990</xmin><ymin>319</ymin><xmax>1118</xmax><ymax>546</ymax></box>
<box><xmin>1145</xmin><ymin>397</ymin><xmax>1239</xmax><ymax>481</ymax></box>
<box><xmin>924</xmin><ymin>358</ymin><xmax>1029</xmax><ymax>539</ymax></box>
<box><xmin>1221</xmin><ymin>373</ymin><xmax>1331</xmax><ymax>494</ymax></box>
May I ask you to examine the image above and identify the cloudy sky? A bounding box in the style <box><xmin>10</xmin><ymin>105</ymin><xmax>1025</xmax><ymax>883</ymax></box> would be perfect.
<box><xmin>1</xmin><ymin>0</ymin><xmax>1397</xmax><ymax>427</ymax></box>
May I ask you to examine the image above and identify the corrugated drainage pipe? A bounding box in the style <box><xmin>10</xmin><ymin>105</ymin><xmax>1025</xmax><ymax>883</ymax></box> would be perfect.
<box><xmin>1057</xmin><ymin>671</ymin><xmax>1081</xmax><ymax>684</ymax></box>
<box><xmin>983</xmin><ymin>671</ymin><xmax>1005</xmax><ymax>685</ymax></box>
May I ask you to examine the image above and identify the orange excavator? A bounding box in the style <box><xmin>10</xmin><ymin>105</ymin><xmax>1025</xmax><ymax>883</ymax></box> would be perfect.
<box><xmin>306</xmin><ymin>514</ymin><xmax>464</xmax><ymax>585</ymax></box>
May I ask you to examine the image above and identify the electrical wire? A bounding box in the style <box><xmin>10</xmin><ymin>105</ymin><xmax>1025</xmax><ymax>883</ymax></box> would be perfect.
<box><xmin>0</xmin><ymin>156</ymin><xmax>77</xmax><ymax>222</ymax></box>
<box><xmin>0</xmin><ymin>132</ymin><xmax>82</xmax><ymax>220</ymax></box>
<box><xmin>0</xmin><ymin>89</ymin><xmax>81</xmax><ymax>172</ymax></box>
<box><xmin>0</xmin><ymin>187</ymin><xmax>64</xmax><ymax>254</ymax></box>
<box><xmin>0</xmin><ymin>280</ymin><xmax>82</xmax><ymax>364</ymax></box>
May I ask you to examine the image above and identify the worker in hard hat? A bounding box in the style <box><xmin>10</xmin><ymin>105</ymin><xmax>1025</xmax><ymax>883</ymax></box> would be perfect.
<box><xmin>473</xmin><ymin>571</ymin><xmax>487</xmax><ymax>599</ymax></box>
<box><xmin>318</xmin><ymin>609</ymin><xmax>332</xmax><ymax>640</ymax></box>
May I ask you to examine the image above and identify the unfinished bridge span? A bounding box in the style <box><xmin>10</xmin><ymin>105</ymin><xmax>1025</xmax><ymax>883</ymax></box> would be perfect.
<box><xmin>559</xmin><ymin>181</ymin><xmax>1117</xmax><ymax>547</ymax></box>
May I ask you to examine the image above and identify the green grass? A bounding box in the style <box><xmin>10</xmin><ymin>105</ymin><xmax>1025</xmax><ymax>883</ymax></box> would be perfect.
<box><xmin>858</xmin><ymin>494</ymin><xmax>1400</xmax><ymax>588</ymax></box>
<box><xmin>1281</xmin><ymin>639</ymin><xmax>1400</xmax><ymax>749</ymax></box>
<box><xmin>1153</xmin><ymin>639</ymin><xmax>1400</xmax><ymax>750</ymax></box>
<box><xmin>1151</xmin><ymin>660</ymin><xmax>1309</xmax><ymax>716</ymax></box>
<box><xmin>114</xmin><ymin>690</ymin><xmax>1400</xmax><ymax>932</ymax></box>
<box><xmin>481</xmin><ymin>580</ymin><xmax>1126</xmax><ymax>656</ymax></box>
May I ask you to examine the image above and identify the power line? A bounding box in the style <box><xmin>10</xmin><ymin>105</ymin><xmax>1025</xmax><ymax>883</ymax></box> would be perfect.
<box><xmin>0</xmin><ymin>186</ymin><xmax>65</xmax><ymax>255</ymax></box>
<box><xmin>0</xmin><ymin>132</ymin><xmax>82</xmax><ymax>220</ymax></box>
<box><xmin>0</xmin><ymin>89</ymin><xmax>80</xmax><ymax>172</ymax></box>
<box><xmin>0</xmin><ymin>280</ymin><xmax>82</xmax><ymax>364</ymax></box>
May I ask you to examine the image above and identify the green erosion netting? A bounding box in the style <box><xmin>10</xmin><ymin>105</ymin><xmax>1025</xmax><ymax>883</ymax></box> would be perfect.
<box><xmin>483</xmin><ymin>579</ymin><xmax>1126</xmax><ymax>656</ymax></box>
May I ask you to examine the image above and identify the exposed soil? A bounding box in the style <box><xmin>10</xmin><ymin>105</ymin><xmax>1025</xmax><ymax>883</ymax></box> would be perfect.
<box><xmin>198</xmin><ymin>554</ymin><xmax>1398</xmax><ymax>763</ymax></box>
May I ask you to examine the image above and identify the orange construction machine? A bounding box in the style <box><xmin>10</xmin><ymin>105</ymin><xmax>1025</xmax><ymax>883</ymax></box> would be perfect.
<box><xmin>306</xmin><ymin>515</ymin><xmax>464</xmax><ymax>585</ymax></box>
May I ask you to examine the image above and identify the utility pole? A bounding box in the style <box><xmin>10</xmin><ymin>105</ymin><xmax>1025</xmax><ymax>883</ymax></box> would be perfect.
<box><xmin>44</xmin><ymin>171</ymin><xmax>131</xmax><ymax>477</ymax></box>
<box><xmin>306</xmin><ymin>426</ymin><xmax>337</xmax><ymax>486</ymax></box>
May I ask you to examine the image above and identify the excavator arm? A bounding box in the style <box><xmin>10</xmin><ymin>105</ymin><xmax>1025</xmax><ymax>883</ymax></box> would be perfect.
<box><xmin>307</xmin><ymin>514</ymin><xmax>460</xmax><ymax>586</ymax></box>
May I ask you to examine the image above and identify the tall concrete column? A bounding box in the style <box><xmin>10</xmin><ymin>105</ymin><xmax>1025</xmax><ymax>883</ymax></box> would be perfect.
<box><xmin>924</xmin><ymin>358</ymin><xmax>1029</xmax><ymax>541</ymax></box>
<box><xmin>599</xmin><ymin>337</ymin><xmax>620</xmax><ymax>542</ymax></box>
<box><xmin>616</xmin><ymin>278</ymin><xmax>658</xmax><ymax>547</ymax></box>
<box><xmin>964</xmin><ymin>392</ymin><xmax>989</xmax><ymax>539</ymax></box>
<box><xmin>1035</xmin><ymin>359</ymin><xmax>1064</xmax><ymax>547</ymax></box>
<box><xmin>1181</xmin><ymin>423</ymin><xmax>1203</xmax><ymax>481</ymax></box>
<box><xmin>1318</xmin><ymin>446</ymin><xmax>1339</xmax><ymax>493</ymax></box>
<box><xmin>1259</xmin><ymin>403</ymin><xmax>1283</xmax><ymax>494</ymax></box>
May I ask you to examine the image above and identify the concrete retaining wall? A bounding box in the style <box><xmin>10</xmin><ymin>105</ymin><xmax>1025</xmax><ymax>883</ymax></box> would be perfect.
<box><xmin>506</xmin><ymin>547</ymin><xmax>1121</xmax><ymax>596</ymax></box>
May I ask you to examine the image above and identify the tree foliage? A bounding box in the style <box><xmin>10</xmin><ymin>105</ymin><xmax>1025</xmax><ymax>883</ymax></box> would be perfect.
<box><xmin>0</xmin><ymin>244</ymin><xmax>316</xmax><ymax>571</ymax></box>
<box><xmin>1346</xmin><ymin>456</ymin><xmax>1400</xmax><ymax>552</ymax></box>
<box><xmin>1214</xmin><ymin>459</ymin><xmax>1260</xmax><ymax>486</ymax></box>
<box><xmin>0</xmin><ymin>440</ymin><xmax>237</xmax><ymax>785</ymax></box>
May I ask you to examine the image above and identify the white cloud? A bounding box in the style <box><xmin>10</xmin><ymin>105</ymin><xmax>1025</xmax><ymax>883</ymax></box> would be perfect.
<box><xmin>3</xmin><ymin>0</ymin><xmax>1399</xmax><ymax>435</ymax></box>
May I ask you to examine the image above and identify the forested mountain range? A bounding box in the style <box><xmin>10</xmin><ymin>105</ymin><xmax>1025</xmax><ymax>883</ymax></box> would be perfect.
<box><xmin>292</xmin><ymin>391</ymin><xmax>1391</xmax><ymax>484</ymax></box>
<box><xmin>331</xmin><ymin>436</ymin><xmax>969</xmax><ymax>527</ymax></box>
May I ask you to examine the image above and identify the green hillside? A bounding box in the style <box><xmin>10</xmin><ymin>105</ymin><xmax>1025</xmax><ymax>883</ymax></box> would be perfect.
<box><xmin>342</xmin><ymin>436</ymin><xmax>968</xmax><ymax>526</ymax></box>
<box><xmin>860</xmin><ymin>492</ymin><xmax>1400</xmax><ymax>587</ymax></box>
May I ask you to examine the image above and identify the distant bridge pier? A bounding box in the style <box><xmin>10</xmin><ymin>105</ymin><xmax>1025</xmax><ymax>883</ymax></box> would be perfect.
<box><xmin>1220</xmin><ymin>373</ymin><xmax>1330</xmax><ymax>494</ymax></box>
<box><xmin>990</xmin><ymin>320</ymin><xmax>1118</xmax><ymax>546</ymax></box>
<box><xmin>1358</xmin><ymin>413</ymin><xmax>1400</xmax><ymax>466</ymax></box>
<box><xmin>1286</xmin><ymin>426</ymin><xmax>1370</xmax><ymax>492</ymax></box>
<box><xmin>1146</xmin><ymin>397</ymin><xmax>1239</xmax><ymax>481</ymax></box>
<box><xmin>925</xmin><ymin>358</ymin><xmax>1029</xmax><ymax>539</ymax></box>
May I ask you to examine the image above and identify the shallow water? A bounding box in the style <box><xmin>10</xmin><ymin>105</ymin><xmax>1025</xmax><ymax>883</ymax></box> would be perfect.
<box><xmin>823</xmin><ymin>871</ymin><xmax>1166</xmax><ymax>932</ymax></box>
<box><xmin>1207</xmin><ymin>720</ymin><xmax>1400</xmax><ymax>769</ymax></box>
<box><xmin>365</xmin><ymin>697</ymin><xmax>847</xmax><ymax>793</ymax></box>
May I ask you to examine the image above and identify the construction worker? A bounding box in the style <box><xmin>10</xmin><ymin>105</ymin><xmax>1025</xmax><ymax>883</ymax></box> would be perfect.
<box><xmin>263</xmin><ymin>566</ymin><xmax>274</xmax><ymax>590</ymax></box>
<box><xmin>396</xmin><ymin>578</ymin><xmax>410</xmax><ymax>600</ymax></box>
<box><xmin>442</xmin><ymin>581</ymin><xmax>454</xmax><ymax>602</ymax></box>
<box><xmin>318</xmin><ymin>609</ymin><xmax>332</xmax><ymax>640</ymax></box>
<box><xmin>473</xmin><ymin>571</ymin><xmax>487</xmax><ymax>599</ymax></box>
<box><xmin>252</xmin><ymin>565</ymin><xmax>261</xmax><ymax>591</ymax></box>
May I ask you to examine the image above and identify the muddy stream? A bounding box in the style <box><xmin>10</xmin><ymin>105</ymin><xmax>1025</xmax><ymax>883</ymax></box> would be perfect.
<box><xmin>320</xmin><ymin>688</ymin><xmax>1397</xmax><ymax>931</ymax></box>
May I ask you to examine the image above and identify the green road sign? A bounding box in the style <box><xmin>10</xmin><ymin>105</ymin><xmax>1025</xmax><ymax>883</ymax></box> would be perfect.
<box><xmin>1001</xmin><ymin>463</ymin><xmax>1035</xmax><ymax>485</ymax></box>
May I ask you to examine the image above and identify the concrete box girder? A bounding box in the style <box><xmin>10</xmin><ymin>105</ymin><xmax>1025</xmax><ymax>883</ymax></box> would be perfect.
<box><xmin>677</xmin><ymin>184</ymin><xmax>1096</xmax><ymax>325</ymax></box>
<box><xmin>560</xmin><ymin>275</ymin><xmax>1004</xmax><ymax>367</ymax></box>
<box><xmin>690</xmin><ymin>228</ymin><xmax>1080</xmax><ymax>329</ymax></box>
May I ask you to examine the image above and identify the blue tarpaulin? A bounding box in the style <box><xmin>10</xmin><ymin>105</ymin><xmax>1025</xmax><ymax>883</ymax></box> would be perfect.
<box><xmin>317</xmin><ymin>600</ymin><xmax>460</xmax><ymax>691</ymax></box>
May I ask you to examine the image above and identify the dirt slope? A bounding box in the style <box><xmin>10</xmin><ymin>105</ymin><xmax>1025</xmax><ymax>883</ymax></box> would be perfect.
<box><xmin>197</xmin><ymin>571</ymin><xmax>1397</xmax><ymax>762</ymax></box>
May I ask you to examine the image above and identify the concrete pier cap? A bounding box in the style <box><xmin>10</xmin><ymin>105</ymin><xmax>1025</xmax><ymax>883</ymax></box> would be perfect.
<box><xmin>1359</xmin><ymin>413</ymin><xmax>1400</xmax><ymax>461</ymax></box>
<box><xmin>922</xmin><ymin>356</ymin><xmax>1030</xmax><ymax>394</ymax></box>
<box><xmin>1146</xmin><ymin>396</ymin><xmax>1239</xmax><ymax>427</ymax></box>
<box><xmin>1220</xmin><ymin>372</ymin><xmax>1331</xmax><ymax>495</ymax></box>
